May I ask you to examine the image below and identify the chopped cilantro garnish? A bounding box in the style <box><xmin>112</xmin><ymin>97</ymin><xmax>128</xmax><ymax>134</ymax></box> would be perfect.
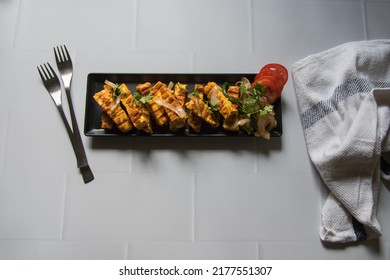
<box><xmin>260</xmin><ymin>105</ymin><xmax>274</xmax><ymax>116</ymax></box>
<box><xmin>133</xmin><ymin>91</ymin><xmax>153</xmax><ymax>107</ymax></box>
<box><xmin>113</xmin><ymin>85</ymin><xmax>122</xmax><ymax>97</ymax></box>
<box><xmin>188</xmin><ymin>89</ymin><xmax>200</xmax><ymax>98</ymax></box>
<box><xmin>221</xmin><ymin>82</ymin><xmax>238</xmax><ymax>103</ymax></box>
<box><xmin>236</xmin><ymin>79</ymin><xmax>273</xmax><ymax>119</ymax></box>
<box><xmin>205</xmin><ymin>100</ymin><xmax>219</xmax><ymax>112</ymax></box>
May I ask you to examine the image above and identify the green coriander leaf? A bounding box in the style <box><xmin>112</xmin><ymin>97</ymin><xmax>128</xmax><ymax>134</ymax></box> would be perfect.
<box><xmin>239</xmin><ymin>82</ymin><xmax>246</xmax><ymax>98</ymax></box>
<box><xmin>188</xmin><ymin>89</ymin><xmax>200</xmax><ymax>98</ymax></box>
<box><xmin>139</xmin><ymin>93</ymin><xmax>153</xmax><ymax>104</ymax></box>
<box><xmin>259</xmin><ymin>105</ymin><xmax>274</xmax><ymax>116</ymax></box>
<box><xmin>113</xmin><ymin>83</ymin><xmax>122</xmax><ymax>98</ymax></box>
<box><xmin>221</xmin><ymin>82</ymin><xmax>238</xmax><ymax>104</ymax></box>
<box><xmin>253</xmin><ymin>82</ymin><xmax>266</xmax><ymax>97</ymax></box>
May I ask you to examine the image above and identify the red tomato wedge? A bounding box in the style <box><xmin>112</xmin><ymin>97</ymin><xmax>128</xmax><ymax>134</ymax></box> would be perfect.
<box><xmin>255</xmin><ymin>78</ymin><xmax>281</xmax><ymax>104</ymax></box>
<box><xmin>259</xmin><ymin>63</ymin><xmax>288</xmax><ymax>84</ymax></box>
<box><xmin>258</xmin><ymin>75</ymin><xmax>282</xmax><ymax>93</ymax></box>
<box><xmin>257</xmin><ymin>75</ymin><xmax>282</xmax><ymax>93</ymax></box>
<box><xmin>252</xmin><ymin>63</ymin><xmax>288</xmax><ymax>104</ymax></box>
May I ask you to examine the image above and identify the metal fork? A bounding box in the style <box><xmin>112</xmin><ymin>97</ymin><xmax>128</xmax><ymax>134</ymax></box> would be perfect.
<box><xmin>54</xmin><ymin>45</ymin><xmax>94</xmax><ymax>183</ymax></box>
<box><xmin>37</xmin><ymin>63</ymin><xmax>94</xmax><ymax>183</ymax></box>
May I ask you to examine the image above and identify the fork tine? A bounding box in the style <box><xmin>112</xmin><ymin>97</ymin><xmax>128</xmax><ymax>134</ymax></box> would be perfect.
<box><xmin>43</xmin><ymin>63</ymin><xmax>53</xmax><ymax>78</ymax></box>
<box><xmin>54</xmin><ymin>45</ymin><xmax>70</xmax><ymax>62</ymax></box>
<box><xmin>59</xmin><ymin>46</ymin><xmax>65</xmax><ymax>61</ymax></box>
<box><xmin>39</xmin><ymin>64</ymin><xmax>50</xmax><ymax>80</ymax></box>
<box><xmin>37</xmin><ymin>65</ymin><xmax>46</xmax><ymax>81</ymax></box>
<box><xmin>54</xmin><ymin>46</ymin><xmax>60</xmax><ymax>62</ymax></box>
<box><xmin>47</xmin><ymin>63</ymin><xmax>57</xmax><ymax>78</ymax></box>
<box><xmin>62</xmin><ymin>45</ymin><xmax>70</xmax><ymax>61</ymax></box>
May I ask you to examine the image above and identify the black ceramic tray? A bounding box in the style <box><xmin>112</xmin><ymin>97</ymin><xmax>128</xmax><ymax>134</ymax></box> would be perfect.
<box><xmin>84</xmin><ymin>73</ymin><xmax>282</xmax><ymax>137</ymax></box>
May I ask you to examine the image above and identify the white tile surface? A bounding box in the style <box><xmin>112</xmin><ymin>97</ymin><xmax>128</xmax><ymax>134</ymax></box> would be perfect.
<box><xmin>131</xmin><ymin>137</ymin><xmax>257</xmax><ymax>174</ymax></box>
<box><xmin>259</xmin><ymin>240</ymin><xmax>389</xmax><ymax>260</ymax></box>
<box><xmin>252</xmin><ymin>0</ymin><xmax>365</xmax><ymax>56</ymax></box>
<box><xmin>127</xmin><ymin>241</ymin><xmax>259</xmax><ymax>260</ymax></box>
<box><xmin>0</xmin><ymin>172</ymin><xmax>66</xmax><ymax>239</ymax></box>
<box><xmin>4</xmin><ymin>108</ymin><xmax>76</xmax><ymax>172</ymax></box>
<box><xmin>0</xmin><ymin>0</ymin><xmax>20</xmax><ymax>48</ymax></box>
<box><xmin>0</xmin><ymin>49</ymin><xmax>51</xmax><ymax>109</ymax></box>
<box><xmin>63</xmin><ymin>173</ymin><xmax>194</xmax><ymax>240</ymax></box>
<box><xmin>14</xmin><ymin>0</ymin><xmax>137</xmax><ymax>51</ymax></box>
<box><xmin>0</xmin><ymin>240</ymin><xmax>126</xmax><ymax>260</ymax></box>
<box><xmin>136</xmin><ymin>0</ymin><xmax>252</xmax><ymax>53</ymax></box>
<box><xmin>365</xmin><ymin>1</ymin><xmax>390</xmax><ymax>40</ymax></box>
<box><xmin>0</xmin><ymin>0</ymin><xmax>390</xmax><ymax>261</ymax></box>
<box><xmin>194</xmin><ymin>173</ymin><xmax>320</xmax><ymax>241</ymax></box>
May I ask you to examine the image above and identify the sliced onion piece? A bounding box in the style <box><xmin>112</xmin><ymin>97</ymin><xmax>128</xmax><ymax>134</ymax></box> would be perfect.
<box><xmin>237</xmin><ymin>118</ymin><xmax>250</xmax><ymax>126</ymax></box>
<box><xmin>240</xmin><ymin>77</ymin><xmax>251</xmax><ymax>86</ymax></box>
<box><xmin>194</xmin><ymin>99</ymin><xmax>202</xmax><ymax>117</ymax></box>
<box><xmin>109</xmin><ymin>96</ymin><xmax>121</xmax><ymax>111</ymax></box>
<box><xmin>154</xmin><ymin>98</ymin><xmax>187</xmax><ymax>118</ymax></box>
<box><xmin>188</xmin><ymin>95</ymin><xmax>202</xmax><ymax>117</ymax></box>
<box><xmin>254</xmin><ymin>114</ymin><xmax>277</xmax><ymax>140</ymax></box>
<box><xmin>210</xmin><ymin>86</ymin><xmax>219</xmax><ymax>106</ymax></box>
<box><xmin>254</xmin><ymin>116</ymin><xmax>268</xmax><ymax>139</ymax></box>
<box><xmin>168</xmin><ymin>81</ymin><xmax>174</xmax><ymax>91</ymax></box>
<box><xmin>104</xmin><ymin>80</ymin><xmax>117</xmax><ymax>90</ymax></box>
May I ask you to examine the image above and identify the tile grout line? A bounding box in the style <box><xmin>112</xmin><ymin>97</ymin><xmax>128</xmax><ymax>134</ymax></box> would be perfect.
<box><xmin>192</xmin><ymin>174</ymin><xmax>196</xmax><ymax>242</ymax></box>
<box><xmin>124</xmin><ymin>241</ymin><xmax>130</xmax><ymax>259</ymax></box>
<box><xmin>0</xmin><ymin>108</ymin><xmax>11</xmax><ymax>171</ymax></box>
<box><xmin>132</xmin><ymin>0</ymin><xmax>139</xmax><ymax>51</ymax></box>
<box><xmin>59</xmin><ymin>173</ymin><xmax>69</xmax><ymax>241</ymax></box>
<box><xmin>0</xmin><ymin>109</ymin><xmax>11</xmax><ymax>171</ymax></box>
<box><xmin>249</xmin><ymin>0</ymin><xmax>254</xmax><ymax>53</ymax></box>
<box><xmin>362</xmin><ymin>0</ymin><xmax>369</xmax><ymax>40</ymax></box>
<box><xmin>387</xmin><ymin>242</ymin><xmax>390</xmax><ymax>260</ymax></box>
<box><xmin>12</xmin><ymin>0</ymin><xmax>23</xmax><ymax>48</ymax></box>
<box><xmin>254</xmin><ymin>139</ymin><xmax>259</xmax><ymax>173</ymax></box>
<box><xmin>128</xmin><ymin>139</ymin><xmax>134</xmax><ymax>173</ymax></box>
<box><xmin>0</xmin><ymin>108</ymin><xmax>9</xmax><ymax>171</ymax></box>
<box><xmin>257</xmin><ymin>242</ymin><xmax>261</xmax><ymax>260</ymax></box>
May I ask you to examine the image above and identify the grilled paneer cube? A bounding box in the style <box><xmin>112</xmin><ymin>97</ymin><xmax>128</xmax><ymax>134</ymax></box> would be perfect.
<box><xmin>136</xmin><ymin>82</ymin><xmax>152</xmax><ymax>95</ymax></box>
<box><xmin>144</xmin><ymin>82</ymin><xmax>169</xmax><ymax>127</ymax></box>
<box><xmin>188</xmin><ymin>112</ymin><xmax>202</xmax><ymax>133</ymax></box>
<box><xmin>139</xmin><ymin>106</ymin><xmax>153</xmax><ymax>134</ymax></box>
<box><xmin>185</xmin><ymin>95</ymin><xmax>219</xmax><ymax>128</ymax></box>
<box><xmin>119</xmin><ymin>84</ymin><xmax>153</xmax><ymax>134</ymax></box>
<box><xmin>93</xmin><ymin>85</ymin><xmax>133</xmax><ymax>132</ymax></box>
<box><xmin>101</xmin><ymin>112</ymin><xmax>114</xmax><ymax>129</ymax></box>
<box><xmin>204</xmin><ymin>82</ymin><xmax>238</xmax><ymax>131</ymax></box>
<box><xmin>173</xmin><ymin>83</ymin><xmax>187</xmax><ymax>106</ymax></box>
<box><xmin>227</xmin><ymin>85</ymin><xmax>240</xmax><ymax>100</ymax></box>
<box><xmin>186</xmin><ymin>84</ymin><xmax>205</xmax><ymax>132</ymax></box>
<box><xmin>153</xmin><ymin>82</ymin><xmax>188</xmax><ymax>132</ymax></box>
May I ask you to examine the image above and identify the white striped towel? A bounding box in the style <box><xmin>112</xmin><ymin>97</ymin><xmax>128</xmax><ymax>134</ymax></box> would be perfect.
<box><xmin>292</xmin><ymin>40</ymin><xmax>390</xmax><ymax>243</ymax></box>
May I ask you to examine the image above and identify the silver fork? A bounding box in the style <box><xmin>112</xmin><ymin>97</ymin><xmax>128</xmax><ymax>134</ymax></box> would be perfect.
<box><xmin>54</xmin><ymin>45</ymin><xmax>94</xmax><ymax>183</ymax></box>
<box><xmin>37</xmin><ymin>63</ymin><xmax>94</xmax><ymax>183</ymax></box>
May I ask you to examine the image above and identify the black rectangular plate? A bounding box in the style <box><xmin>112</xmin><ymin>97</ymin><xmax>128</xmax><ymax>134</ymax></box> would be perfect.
<box><xmin>84</xmin><ymin>73</ymin><xmax>282</xmax><ymax>137</ymax></box>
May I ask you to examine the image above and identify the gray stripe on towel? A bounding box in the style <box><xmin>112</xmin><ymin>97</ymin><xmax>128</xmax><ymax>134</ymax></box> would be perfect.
<box><xmin>352</xmin><ymin>216</ymin><xmax>367</xmax><ymax>241</ymax></box>
<box><xmin>301</xmin><ymin>78</ymin><xmax>390</xmax><ymax>130</ymax></box>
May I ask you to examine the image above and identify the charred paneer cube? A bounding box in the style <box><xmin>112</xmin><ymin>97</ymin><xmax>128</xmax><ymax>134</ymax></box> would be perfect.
<box><xmin>93</xmin><ymin>84</ymin><xmax>133</xmax><ymax>132</ymax></box>
<box><xmin>204</xmin><ymin>82</ymin><xmax>238</xmax><ymax>131</ymax></box>
<box><xmin>119</xmin><ymin>84</ymin><xmax>153</xmax><ymax>134</ymax></box>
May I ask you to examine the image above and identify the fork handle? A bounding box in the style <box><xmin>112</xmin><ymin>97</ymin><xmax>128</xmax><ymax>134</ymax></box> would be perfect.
<box><xmin>56</xmin><ymin>104</ymin><xmax>94</xmax><ymax>183</ymax></box>
<box><xmin>56</xmin><ymin>105</ymin><xmax>76</xmax><ymax>148</ymax></box>
<box><xmin>64</xmin><ymin>88</ymin><xmax>95</xmax><ymax>183</ymax></box>
<box><xmin>65</xmin><ymin>88</ymin><xmax>88</xmax><ymax>166</ymax></box>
